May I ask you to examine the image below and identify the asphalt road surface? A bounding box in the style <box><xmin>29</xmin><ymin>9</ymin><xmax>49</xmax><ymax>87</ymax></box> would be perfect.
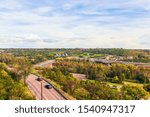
<box><xmin>26</xmin><ymin>74</ymin><xmax>65</xmax><ymax>100</ymax></box>
<box><xmin>33</xmin><ymin>60</ymin><xmax>55</xmax><ymax>68</ymax></box>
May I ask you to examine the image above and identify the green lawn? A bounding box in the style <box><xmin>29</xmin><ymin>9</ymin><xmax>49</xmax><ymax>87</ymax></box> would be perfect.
<box><xmin>107</xmin><ymin>81</ymin><xmax>144</xmax><ymax>87</ymax></box>
<box><xmin>124</xmin><ymin>81</ymin><xmax>144</xmax><ymax>87</ymax></box>
<box><xmin>106</xmin><ymin>82</ymin><xmax>122</xmax><ymax>87</ymax></box>
<box><xmin>78</xmin><ymin>52</ymin><xmax>106</xmax><ymax>58</ymax></box>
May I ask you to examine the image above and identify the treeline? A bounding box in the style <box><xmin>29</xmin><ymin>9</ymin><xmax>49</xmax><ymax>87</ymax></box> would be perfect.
<box><xmin>5</xmin><ymin>49</ymin><xmax>53</xmax><ymax>64</ymax></box>
<box><xmin>84</xmin><ymin>48</ymin><xmax>128</xmax><ymax>56</ymax></box>
<box><xmin>1</xmin><ymin>48</ymin><xmax>149</xmax><ymax>63</ymax></box>
<box><xmin>3</xmin><ymin>49</ymin><xmax>70</xmax><ymax>64</ymax></box>
<box><xmin>54</xmin><ymin>59</ymin><xmax>149</xmax><ymax>84</ymax></box>
<box><xmin>38</xmin><ymin>66</ymin><xmax>149</xmax><ymax>100</ymax></box>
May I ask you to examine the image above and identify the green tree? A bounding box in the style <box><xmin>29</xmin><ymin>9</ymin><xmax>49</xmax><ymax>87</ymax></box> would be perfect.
<box><xmin>74</xmin><ymin>88</ymin><xmax>90</xmax><ymax>100</ymax></box>
<box><xmin>143</xmin><ymin>84</ymin><xmax>150</xmax><ymax>92</ymax></box>
<box><xmin>83</xmin><ymin>81</ymin><xmax>120</xmax><ymax>100</ymax></box>
<box><xmin>121</xmin><ymin>85</ymin><xmax>149</xmax><ymax>100</ymax></box>
<box><xmin>111</xmin><ymin>76</ymin><xmax>119</xmax><ymax>83</ymax></box>
<box><xmin>15</xmin><ymin>57</ymin><xmax>31</xmax><ymax>84</ymax></box>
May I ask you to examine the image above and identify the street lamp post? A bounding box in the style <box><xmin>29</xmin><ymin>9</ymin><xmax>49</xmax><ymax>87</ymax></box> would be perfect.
<box><xmin>41</xmin><ymin>81</ymin><xmax>43</xmax><ymax>100</ymax></box>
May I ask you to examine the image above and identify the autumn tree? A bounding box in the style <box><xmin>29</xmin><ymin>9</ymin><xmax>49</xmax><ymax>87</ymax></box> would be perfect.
<box><xmin>121</xmin><ymin>85</ymin><xmax>149</xmax><ymax>100</ymax></box>
<box><xmin>14</xmin><ymin>57</ymin><xmax>32</xmax><ymax>84</ymax></box>
<box><xmin>0</xmin><ymin>62</ymin><xmax>34</xmax><ymax>100</ymax></box>
<box><xmin>143</xmin><ymin>84</ymin><xmax>150</xmax><ymax>92</ymax></box>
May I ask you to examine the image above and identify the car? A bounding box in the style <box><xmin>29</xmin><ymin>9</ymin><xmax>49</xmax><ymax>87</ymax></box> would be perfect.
<box><xmin>45</xmin><ymin>84</ymin><xmax>53</xmax><ymax>89</ymax></box>
<box><xmin>36</xmin><ymin>77</ymin><xmax>43</xmax><ymax>81</ymax></box>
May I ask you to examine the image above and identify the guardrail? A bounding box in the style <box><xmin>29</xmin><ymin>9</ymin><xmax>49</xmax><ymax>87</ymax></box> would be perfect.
<box><xmin>31</xmin><ymin>73</ymin><xmax>68</xmax><ymax>100</ymax></box>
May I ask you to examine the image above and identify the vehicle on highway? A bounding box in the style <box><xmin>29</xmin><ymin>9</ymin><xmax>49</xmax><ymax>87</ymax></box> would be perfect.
<box><xmin>45</xmin><ymin>84</ymin><xmax>53</xmax><ymax>89</ymax></box>
<box><xmin>36</xmin><ymin>77</ymin><xmax>43</xmax><ymax>81</ymax></box>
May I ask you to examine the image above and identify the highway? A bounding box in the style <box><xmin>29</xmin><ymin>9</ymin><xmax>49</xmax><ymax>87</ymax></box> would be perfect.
<box><xmin>76</xmin><ymin>58</ymin><xmax>150</xmax><ymax>67</ymax></box>
<box><xmin>26</xmin><ymin>74</ymin><xmax>65</xmax><ymax>100</ymax></box>
<box><xmin>93</xmin><ymin>59</ymin><xmax>150</xmax><ymax>67</ymax></box>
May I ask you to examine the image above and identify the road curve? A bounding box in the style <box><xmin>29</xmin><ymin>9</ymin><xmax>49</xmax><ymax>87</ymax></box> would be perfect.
<box><xmin>26</xmin><ymin>74</ymin><xmax>65</xmax><ymax>100</ymax></box>
<box><xmin>33</xmin><ymin>60</ymin><xmax>55</xmax><ymax>68</ymax></box>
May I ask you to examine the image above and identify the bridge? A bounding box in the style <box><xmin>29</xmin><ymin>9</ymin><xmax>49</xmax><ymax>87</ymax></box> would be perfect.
<box><xmin>95</xmin><ymin>59</ymin><xmax>150</xmax><ymax>67</ymax></box>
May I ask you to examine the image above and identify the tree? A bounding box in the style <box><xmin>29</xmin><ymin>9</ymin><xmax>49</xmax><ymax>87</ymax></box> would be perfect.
<box><xmin>63</xmin><ymin>76</ymin><xmax>80</xmax><ymax>94</ymax></box>
<box><xmin>74</xmin><ymin>88</ymin><xmax>90</xmax><ymax>100</ymax></box>
<box><xmin>143</xmin><ymin>84</ymin><xmax>150</xmax><ymax>92</ymax></box>
<box><xmin>111</xmin><ymin>76</ymin><xmax>119</xmax><ymax>83</ymax></box>
<box><xmin>120</xmin><ymin>73</ymin><xmax>125</xmax><ymax>83</ymax></box>
<box><xmin>121</xmin><ymin>85</ymin><xmax>149</xmax><ymax>100</ymax></box>
<box><xmin>0</xmin><ymin>63</ymin><xmax>34</xmax><ymax>100</ymax></box>
<box><xmin>15</xmin><ymin>57</ymin><xmax>31</xmax><ymax>84</ymax></box>
<box><xmin>0</xmin><ymin>53</ymin><xmax>14</xmax><ymax>64</ymax></box>
<box><xmin>82</xmin><ymin>81</ymin><xmax>120</xmax><ymax>100</ymax></box>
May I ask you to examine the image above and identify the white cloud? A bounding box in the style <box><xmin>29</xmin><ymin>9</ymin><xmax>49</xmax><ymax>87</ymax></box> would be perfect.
<box><xmin>31</xmin><ymin>6</ymin><xmax>53</xmax><ymax>14</ymax></box>
<box><xmin>0</xmin><ymin>0</ymin><xmax>150</xmax><ymax>48</ymax></box>
<box><xmin>0</xmin><ymin>0</ymin><xmax>24</xmax><ymax>10</ymax></box>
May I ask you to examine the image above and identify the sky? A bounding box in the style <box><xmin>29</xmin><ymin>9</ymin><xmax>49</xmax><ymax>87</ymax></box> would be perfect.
<box><xmin>0</xmin><ymin>0</ymin><xmax>150</xmax><ymax>49</ymax></box>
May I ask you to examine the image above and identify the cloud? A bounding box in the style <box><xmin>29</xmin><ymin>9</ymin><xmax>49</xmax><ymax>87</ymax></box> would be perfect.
<box><xmin>0</xmin><ymin>0</ymin><xmax>150</xmax><ymax>48</ymax></box>
<box><xmin>138</xmin><ymin>34</ymin><xmax>150</xmax><ymax>45</ymax></box>
<box><xmin>0</xmin><ymin>0</ymin><xmax>23</xmax><ymax>10</ymax></box>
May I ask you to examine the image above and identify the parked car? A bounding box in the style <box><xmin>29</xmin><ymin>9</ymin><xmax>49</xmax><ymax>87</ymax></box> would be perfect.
<box><xmin>36</xmin><ymin>77</ymin><xmax>43</xmax><ymax>81</ymax></box>
<box><xmin>45</xmin><ymin>84</ymin><xmax>53</xmax><ymax>89</ymax></box>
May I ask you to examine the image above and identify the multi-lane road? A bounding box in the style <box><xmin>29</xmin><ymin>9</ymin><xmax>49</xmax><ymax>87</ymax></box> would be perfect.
<box><xmin>26</xmin><ymin>60</ymin><xmax>66</xmax><ymax>100</ymax></box>
<box><xmin>26</xmin><ymin>74</ymin><xmax>66</xmax><ymax>100</ymax></box>
<box><xmin>73</xmin><ymin>57</ymin><xmax>150</xmax><ymax>67</ymax></box>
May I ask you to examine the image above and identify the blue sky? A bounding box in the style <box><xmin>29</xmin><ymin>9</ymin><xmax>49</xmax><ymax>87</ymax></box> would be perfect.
<box><xmin>0</xmin><ymin>0</ymin><xmax>150</xmax><ymax>48</ymax></box>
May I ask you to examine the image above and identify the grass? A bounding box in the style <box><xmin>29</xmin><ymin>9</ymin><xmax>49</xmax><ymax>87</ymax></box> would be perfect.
<box><xmin>25</xmin><ymin>85</ymin><xmax>36</xmax><ymax>100</ymax></box>
<box><xmin>106</xmin><ymin>81</ymin><xmax>144</xmax><ymax>92</ymax></box>
<box><xmin>78</xmin><ymin>52</ymin><xmax>106</xmax><ymax>58</ymax></box>
<box><xmin>124</xmin><ymin>81</ymin><xmax>144</xmax><ymax>87</ymax></box>
<box><xmin>106</xmin><ymin>82</ymin><xmax>122</xmax><ymax>87</ymax></box>
<box><xmin>106</xmin><ymin>81</ymin><xmax>144</xmax><ymax>87</ymax></box>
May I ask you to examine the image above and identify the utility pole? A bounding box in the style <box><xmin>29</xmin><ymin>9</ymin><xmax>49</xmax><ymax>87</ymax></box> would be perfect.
<box><xmin>41</xmin><ymin>81</ymin><xmax>43</xmax><ymax>100</ymax></box>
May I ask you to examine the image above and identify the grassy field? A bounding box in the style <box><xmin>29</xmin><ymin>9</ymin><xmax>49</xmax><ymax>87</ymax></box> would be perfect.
<box><xmin>124</xmin><ymin>81</ymin><xmax>144</xmax><ymax>87</ymax></box>
<box><xmin>78</xmin><ymin>52</ymin><xmax>106</xmax><ymax>58</ymax></box>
